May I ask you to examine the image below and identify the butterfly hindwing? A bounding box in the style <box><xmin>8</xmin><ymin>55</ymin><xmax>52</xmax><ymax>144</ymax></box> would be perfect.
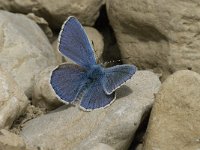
<box><xmin>50</xmin><ymin>64</ymin><xmax>87</xmax><ymax>103</ymax></box>
<box><xmin>80</xmin><ymin>79</ymin><xmax>116</xmax><ymax>111</ymax></box>
<box><xmin>102</xmin><ymin>64</ymin><xmax>136</xmax><ymax>94</ymax></box>
<box><xmin>51</xmin><ymin>16</ymin><xmax>137</xmax><ymax>111</ymax></box>
<box><xmin>58</xmin><ymin>16</ymin><xmax>96</xmax><ymax>69</ymax></box>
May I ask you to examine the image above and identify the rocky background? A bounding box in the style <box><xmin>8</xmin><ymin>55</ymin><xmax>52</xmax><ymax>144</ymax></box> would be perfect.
<box><xmin>0</xmin><ymin>1</ymin><xmax>199</xmax><ymax>150</ymax></box>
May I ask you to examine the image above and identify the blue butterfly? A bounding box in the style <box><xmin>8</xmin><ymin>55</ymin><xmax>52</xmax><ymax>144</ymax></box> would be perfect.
<box><xmin>50</xmin><ymin>16</ymin><xmax>136</xmax><ymax>111</ymax></box>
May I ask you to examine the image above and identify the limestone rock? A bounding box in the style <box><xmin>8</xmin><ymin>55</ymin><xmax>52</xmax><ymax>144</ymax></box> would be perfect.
<box><xmin>21</xmin><ymin>71</ymin><xmax>161</xmax><ymax>150</ymax></box>
<box><xmin>52</xmin><ymin>26</ymin><xmax>104</xmax><ymax>63</ymax></box>
<box><xmin>51</xmin><ymin>38</ymin><xmax>63</xmax><ymax>64</ymax></box>
<box><xmin>0</xmin><ymin>0</ymin><xmax>10</xmax><ymax>10</ymax></box>
<box><xmin>0</xmin><ymin>0</ymin><xmax>104</xmax><ymax>29</ymax></box>
<box><xmin>89</xmin><ymin>143</ymin><xmax>115</xmax><ymax>150</ymax></box>
<box><xmin>0</xmin><ymin>67</ymin><xmax>29</xmax><ymax>129</ymax></box>
<box><xmin>107</xmin><ymin>0</ymin><xmax>200</xmax><ymax>77</ymax></box>
<box><xmin>32</xmin><ymin>66</ymin><xmax>63</xmax><ymax>110</ymax></box>
<box><xmin>0</xmin><ymin>10</ymin><xmax>59</xmax><ymax>97</ymax></box>
<box><xmin>135</xmin><ymin>144</ymin><xmax>143</xmax><ymax>150</ymax></box>
<box><xmin>27</xmin><ymin>13</ymin><xmax>53</xmax><ymax>42</ymax></box>
<box><xmin>0</xmin><ymin>129</ymin><xmax>26</xmax><ymax>150</ymax></box>
<box><xmin>143</xmin><ymin>70</ymin><xmax>200</xmax><ymax>150</ymax></box>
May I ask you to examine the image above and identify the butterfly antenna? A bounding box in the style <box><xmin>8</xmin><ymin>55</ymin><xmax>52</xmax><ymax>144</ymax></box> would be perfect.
<box><xmin>104</xmin><ymin>57</ymin><xmax>131</xmax><ymax>66</ymax></box>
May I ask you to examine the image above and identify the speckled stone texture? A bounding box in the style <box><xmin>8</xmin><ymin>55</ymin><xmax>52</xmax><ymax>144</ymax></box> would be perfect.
<box><xmin>143</xmin><ymin>70</ymin><xmax>200</xmax><ymax>150</ymax></box>
<box><xmin>0</xmin><ymin>10</ymin><xmax>59</xmax><ymax>97</ymax></box>
<box><xmin>21</xmin><ymin>71</ymin><xmax>161</xmax><ymax>150</ymax></box>
<box><xmin>107</xmin><ymin>0</ymin><xmax>200</xmax><ymax>78</ymax></box>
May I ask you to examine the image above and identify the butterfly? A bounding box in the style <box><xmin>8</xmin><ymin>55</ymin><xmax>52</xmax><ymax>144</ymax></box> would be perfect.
<box><xmin>50</xmin><ymin>16</ymin><xmax>136</xmax><ymax>111</ymax></box>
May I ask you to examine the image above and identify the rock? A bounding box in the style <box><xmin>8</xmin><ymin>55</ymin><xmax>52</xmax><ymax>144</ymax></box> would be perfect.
<box><xmin>21</xmin><ymin>71</ymin><xmax>161</xmax><ymax>150</ymax></box>
<box><xmin>0</xmin><ymin>0</ymin><xmax>10</xmax><ymax>10</ymax></box>
<box><xmin>51</xmin><ymin>38</ymin><xmax>64</xmax><ymax>63</ymax></box>
<box><xmin>10</xmin><ymin>104</ymin><xmax>46</xmax><ymax>135</ymax></box>
<box><xmin>89</xmin><ymin>143</ymin><xmax>115</xmax><ymax>150</ymax></box>
<box><xmin>0</xmin><ymin>67</ymin><xmax>29</xmax><ymax>129</ymax></box>
<box><xmin>107</xmin><ymin>0</ymin><xmax>200</xmax><ymax>78</ymax></box>
<box><xmin>32</xmin><ymin>66</ymin><xmax>63</xmax><ymax>110</ymax></box>
<box><xmin>0</xmin><ymin>129</ymin><xmax>37</xmax><ymax>150</ymax></box>
<box><xmin>135</xmin><ymin>144</ymin><xmax>143</xmax><ymax>150</ymax></box>
<box><xmin>0</xmin><ymin>10</ymin><xmax>59</xmax><ymax>97</ymax></box>
<box><xmin>0</xmin><ymin>129</ymin><xmax>26</xmax><ymax>150</ymax></box>
<box><xmin>52</xmin><ymin>27</ymin><xmax>104</xmax><ymax>63</ymax></box>
<box><xmin>27</xmin><ymin>13</ymin><xmax>53</xmax><ymax>42</ymax></box>
<box><xmin>0</xmin><ymin>0</ymin><xmax>105</xmax><ymax>29</ymax></box>
<box><xmin>143</xmin><ymin>70</ymin><xmax>200</xmax><ymax>150</ymax></box>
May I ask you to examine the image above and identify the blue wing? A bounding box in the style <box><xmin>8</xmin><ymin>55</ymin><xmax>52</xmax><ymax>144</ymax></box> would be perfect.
<box><xmin>50</xmin><ymin>64</ymin><xmax>87</xmax><ymax>103</ymax></box>
<box><xmin>58</xmin><ymin>16</ymin><xmax>96</xmax><ymax>69</ymax></box>
<box><xmin>80</xmin><ymin>79</ymin><xmax>116</xmax><ymax>111</ymax></box>
<box><xmin>102</xmin><ymin>64</ymin><xmax>136</xmax><ymax>94</ymax></box>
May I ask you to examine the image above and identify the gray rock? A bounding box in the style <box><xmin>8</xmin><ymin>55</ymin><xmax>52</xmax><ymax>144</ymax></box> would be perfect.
<box><xmin>0</xmin><ymin>0</ymin><xmax>105</xmax><ymax>29</ymax></box>
<box><xmin>32</xmin><ymin>66</ymin><xmax>63</xmax><ymax>110</ymax></box>
<box><xmin>107</xmin><ymin>0</ymin><xmax>200</xmax><ymax>78</ymax></box>
<box><xmin>26</xmin><ymin>13</ymin><xmax>53</xmax><ymax>42</ymax></box>
<box><xmin>21</xmin><ymin>71</ymin><xmax>161</xmax><ymax>150</ymax></box>
<box><xmin>135</xmin><ymin>144</ymin><xmax>143</xmax><ymax>150</ymax></box>
<box><xmin>0</xmin><ymin>129</ymin><xmax>26</xmax><ymax>150</ymax></box>
<box><xmin>0</xmin><ymin>10</ymin><xmax>59</xmax><ymax>97</ymax></box>
<box><xmin>0</xmin><ymin>67</ymin><xmax>29</xmax><ymax>129</ymax></box>
<box><xmin>0</xmin><ymin>129</ymin><xmax>37</xmax><ymax>150</ymax></box>
<box><xmin>51</xmin><ymin>39</ymin><xmax>65</xmax><ymax>63</ymax></box>
<box><xmin>89</xmin><ymin>143</ymin><xmax>115</xmax><ymax>150</ymax></box>
<box><xmin>143</xmin><ymin>70</ymin><xmax>200</xmax><ymax>150</ymax></box>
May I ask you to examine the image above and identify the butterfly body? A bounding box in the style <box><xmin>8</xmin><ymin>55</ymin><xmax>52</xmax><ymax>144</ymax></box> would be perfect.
<box><xmin>50</xmin><ymin>16</ymin><xmax>136</xmax><ymax>111</ymax></box>
<box><xmin>86</xmin><ymin>64</ymin><xmax>104</xmax><ymax>81</ymax></box>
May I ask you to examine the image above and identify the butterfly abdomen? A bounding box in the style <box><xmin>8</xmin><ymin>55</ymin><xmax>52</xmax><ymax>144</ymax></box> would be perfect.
<box><xmin>50</xmin><ymin>17</ymin><xmax>136</xmax><ymax>110</ymax></box>
<box><xmin>74</xmin><ymin>65</ymin><xmax>104</xmax><ymax>102</ymax></box>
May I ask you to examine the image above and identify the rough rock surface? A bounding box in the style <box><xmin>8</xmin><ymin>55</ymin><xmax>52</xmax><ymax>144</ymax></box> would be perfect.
<box><xmin>32</xmin><ymin>66</ymin><xmax>63</xmax><ymax>110</ymax></box>
<box><xmin>52</xmin><ymin>26</ymin><xmax>104</xmax><ymax>64</ymax></box>
<box><xmin>0</xmin><ymin>0</ymin><xmax>105</xmax><ymax>29</ymax></box>
<box><xmin>107</xmin><ymin>0</ymin><xmax>200</xmax><ymax>77</ymax></box>
<box><xmin>0</xmin><ymin>129</ymin><xmax>26</xmax><ymax>150</ymax></box>
<box><xmin>21</xmin><ymin>71</ymin><xmax>161</xmax><ymax>150</ymax></box>
<box><xmin>0</xmin><ymin>10</ymin><xmax>59</xmax><ymax>97</ymax></box>
<box><xmin>143</xmin><ymin>70</ymin><xmax>200</xmax><ymax>150</ymax></box>
<box><xmin>0</xmin><ymin>67</ymin><xmax>29</xmax><ymax>129</ymax></box>
<box><xmin>27</xmin><ymin>13</ymin><xmax>53</xmax><ymax>42</ymax></box>
<box><xmin>89</xmin><ymin>143</ymin><xmax>115</xmax><ymax>150</ymax></box>
<box><xmin>10</xmin><ymin>104</ymin><xmax>46</xmax><ymax>135</ymax></box>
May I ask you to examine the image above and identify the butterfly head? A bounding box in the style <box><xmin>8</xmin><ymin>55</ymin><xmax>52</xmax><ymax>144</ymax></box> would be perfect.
<box><xmin>86</xmin><ymin>64</ymin><xmax>104</xmax><ymax>81</ymax></box>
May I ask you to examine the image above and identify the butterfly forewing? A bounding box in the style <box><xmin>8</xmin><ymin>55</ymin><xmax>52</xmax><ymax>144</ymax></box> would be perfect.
<box><xmin>50</xmin><ymin>16</ymin><xmax>137</xmax><ymax>111</ymax></box>
<box><xmin>58</xmin><ymin>16</ymin><xmax>96</xmax><ymax>69</ymax></box>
